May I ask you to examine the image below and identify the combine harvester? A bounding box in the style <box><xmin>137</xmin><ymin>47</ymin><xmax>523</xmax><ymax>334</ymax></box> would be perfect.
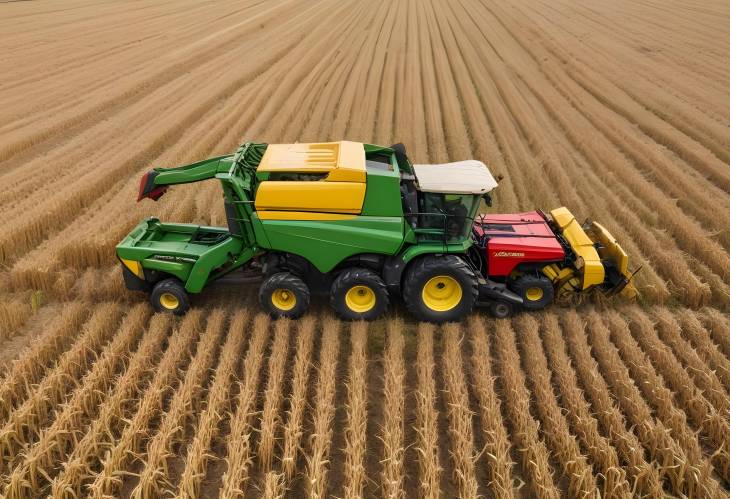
<box><xmin>117</xmin><ymin>141</ymin><xmax>637</xmax><ymax>322</ymax></box>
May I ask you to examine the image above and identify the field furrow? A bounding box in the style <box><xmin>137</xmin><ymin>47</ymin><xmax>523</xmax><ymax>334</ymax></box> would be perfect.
<box><xmin>494</xmin><ymin>320</ymin><xmax>559</xmax><ymax>498</ymax></box>
<box><xmin>50</xmin><ymin>314</ymin><xmax>173</xmax><ymax>499</ymax></box>
<box><xmin>342</xmin><ymin>321</ymin><xmax>368</xmax><ymax>499</ymax></box>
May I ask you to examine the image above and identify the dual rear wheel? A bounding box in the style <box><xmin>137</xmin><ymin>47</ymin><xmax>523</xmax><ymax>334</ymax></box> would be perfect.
<box><xmin>152</xmin><ymin>259</ymin><xmax>551</xmax><ymax>322</ymax></box>
<box><xmin>259</xmin><ymin>268</ymin><xmax>389</xmax><ymax>321</ymax></box>
<box><xmin>259</xmin><ymin>256</ymin><xmax>479</xmax><ymax>323</ymax></box>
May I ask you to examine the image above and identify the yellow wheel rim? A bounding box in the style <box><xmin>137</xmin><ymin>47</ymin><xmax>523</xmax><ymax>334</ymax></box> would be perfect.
<box><xmin>159</xmin><ymin>292</ymin><xmax>180</xmax><ymax>310</ymax></box>
<box><xmin>422</xmin><ymin>275</ymin><xmax>462</xmax><ymax>312</ymax></box>
<box><xmin>345</xmin><ymin>285</ymin><xmax>376</xmax><ymax>313</ymax></box>
<box><xmin>271</xmin><ymin>288</ymin><xmax>297</xmax><ymax>311</ymax></box>
<box><xmin>525</xmin><ymin>287</ymin><xmax>544</xmax><ymax>301</ymax></box>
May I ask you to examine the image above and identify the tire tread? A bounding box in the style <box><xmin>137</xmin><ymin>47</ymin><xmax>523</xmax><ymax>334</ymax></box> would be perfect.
<box><xmin>403</xmin><ymin>255</ymin><xmax>478</xmax><ymax>323</ymax></box>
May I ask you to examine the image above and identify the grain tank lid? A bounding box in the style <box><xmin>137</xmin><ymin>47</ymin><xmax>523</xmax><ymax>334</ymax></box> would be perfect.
<box><xmin>413</xmin><ymin>160</ymin><xmax>498</xmax><ymax>194</ymax></box>
<box><xmin>257</xmin><ymin>141</ymin><xmax>366</xmax><ymax>182</ymax></box>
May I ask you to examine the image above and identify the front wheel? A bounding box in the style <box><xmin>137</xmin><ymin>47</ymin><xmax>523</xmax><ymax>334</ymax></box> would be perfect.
<box><xmin>150</xmin><ymin>278</ymin><xmax>190</xmax><ymax>316</ymax></box>
<box><xmin>259</xmin><ymin>272</ymin><xmax>310</xmax><ymax>319</ymax></box>
<box><xmin>511</xmin><ymin>274</ymin><xmax>554</xmax><ymax>311</ymax></box>
<box><xmin>403</xmin><ymin>255</ymin><xmax>478</xmax><ymax>323</ymax></box>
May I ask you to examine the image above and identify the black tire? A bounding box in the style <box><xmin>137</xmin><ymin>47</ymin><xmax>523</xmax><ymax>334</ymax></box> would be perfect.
<box><xmin>150</xmin><ymin>278</ymin><xmax>190</xmax><ymax>316</ymax></box>
<box><xmin>511</xmin><ymin>274</ymin><xmax>554</xmax><ymax>311</ymax></box>
<box><xmin>330</xmin><ymin>268</ymin><xmax>389</xmax><ymax>321</ymax></box>
<box><xmin>259</xmin><ymin>272</ymin><xmax>310</xmax><ymax>319</ymax></box>
<box><xmin>403</xmin><ymin>255</ymin><xmax>478</xmax><ymax>323</ymax></box>
<box><xmin>489</xmin><ymin>300</ymin><xmax>515</xmax><ymax>319</ymax></box>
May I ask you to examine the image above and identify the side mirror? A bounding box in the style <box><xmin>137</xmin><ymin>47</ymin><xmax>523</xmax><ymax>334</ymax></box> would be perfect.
<box><xmin>482</xmin><ymin>193</ymin><xmax>493</xmax><ymax>207</ymax></box>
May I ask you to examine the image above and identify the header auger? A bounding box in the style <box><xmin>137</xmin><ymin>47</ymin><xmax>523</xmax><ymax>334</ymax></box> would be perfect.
<box><xmin>118</xmin><ymin>141</ymin><xmax>637</xmax><ymax>322</ymax></box>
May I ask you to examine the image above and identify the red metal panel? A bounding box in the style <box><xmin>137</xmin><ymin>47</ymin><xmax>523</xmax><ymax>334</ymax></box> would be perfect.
<box><xmin>475</xmin><ymin>211</ymin><xmax>565</xmax><ymax>276</ymax></box>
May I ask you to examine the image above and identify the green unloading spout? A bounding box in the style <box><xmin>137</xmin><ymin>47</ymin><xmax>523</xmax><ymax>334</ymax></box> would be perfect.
<box><xmin>137</xmin><ymin>155</ymin><xmax>232</xmax><ymax>202</ymax></box>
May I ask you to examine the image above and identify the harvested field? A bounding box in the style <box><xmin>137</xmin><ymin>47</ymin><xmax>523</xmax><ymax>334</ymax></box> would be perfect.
<box><xmin>0</xmin><ymin>0</ymin><xmax>729</xmax><ymax>497</ymax></box>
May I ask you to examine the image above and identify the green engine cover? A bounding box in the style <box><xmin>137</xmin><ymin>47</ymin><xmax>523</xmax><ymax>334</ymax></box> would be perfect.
<box><xmin>255</xmin><ymin>215</ymin><xmax>405</xmax><ymax>272</ymax></box>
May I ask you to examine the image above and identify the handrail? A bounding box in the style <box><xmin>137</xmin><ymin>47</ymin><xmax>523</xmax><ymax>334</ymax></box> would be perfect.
<box><xmin>407</xmin><ymin>211</ymin><xmax>475</xmax><ymax>244</ymax></box>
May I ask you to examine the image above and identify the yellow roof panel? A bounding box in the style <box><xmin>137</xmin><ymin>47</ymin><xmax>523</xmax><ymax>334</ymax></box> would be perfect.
<box><xmin>258</xmin><ymin>141</ymin><xmax>366</xmax><ymax>182</ymax></box>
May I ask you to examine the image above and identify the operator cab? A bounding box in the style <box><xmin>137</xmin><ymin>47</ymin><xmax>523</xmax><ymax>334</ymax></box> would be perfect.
<box><xmin>390</xmin><ymin>143</ymin><xmax>499</xmax><ymax>243</ymax></box>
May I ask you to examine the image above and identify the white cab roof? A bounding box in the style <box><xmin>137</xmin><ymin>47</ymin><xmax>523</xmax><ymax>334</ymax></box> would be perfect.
<box><xmin>413</xmin><ymin>160</ymin><xmax>498</xmax><ymax>194</ymax></box>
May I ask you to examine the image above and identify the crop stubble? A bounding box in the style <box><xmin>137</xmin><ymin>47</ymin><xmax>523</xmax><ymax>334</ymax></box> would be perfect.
<box><xmin>1</xmin><ymin>0</ymin><xmax>729</xmax><ymax>496</ymax></box>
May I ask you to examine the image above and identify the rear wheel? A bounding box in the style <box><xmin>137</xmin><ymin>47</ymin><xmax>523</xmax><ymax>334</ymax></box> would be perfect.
<box><xmin>330</xmin><ymin>268</ymin><xmax>389</xmax><ymax>321</ymax></box>
<box><xmin>259</xmin><ymin>272</ymin><xmax>310</xmax><ymax>319</ymax></box>
<box><xmin>511</xmin><ymin>274</ymin><xmax>554</xmax><ymax>310</ymax></box>
<box><xmin>150</xmin><ymin>278</ymin><xmax>190</xmax><ymax>316</ymax></box>
<box><xmin>403</xmin><ymin>255</ymin><xmax>478</xmax><ymax>323</ymax></box>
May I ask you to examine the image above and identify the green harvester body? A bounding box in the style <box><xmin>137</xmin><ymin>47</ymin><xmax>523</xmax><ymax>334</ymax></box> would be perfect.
<box><xmin>117</xmin><ymin>141</ymin><xmax>489</xmax><ymax>298</ymax></box>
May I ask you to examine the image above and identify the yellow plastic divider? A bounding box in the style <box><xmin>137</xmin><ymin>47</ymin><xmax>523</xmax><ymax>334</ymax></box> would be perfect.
<box><xmin>550</xmin><ymin>207</ymin><xmax>604</xmax><ymax>289</ymax></box>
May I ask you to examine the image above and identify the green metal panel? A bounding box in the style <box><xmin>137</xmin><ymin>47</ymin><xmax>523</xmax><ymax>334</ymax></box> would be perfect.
<box><xmin>116</xmin><ymin>220</ymin><xmax>216</xmax><ymax>261</ymax></box>
<box><xmin>251</xmin><ymin>215</ymin><xmax>271</xmax><ymax>248</ymax></box>
<box><xmin>185</xmin><ymin>236</ymin><xmax>246</xmax><ymax>292</ymax></box>
<box><xmin>399</xmin><ymin>240</ymin><xmax>473</xmax><ymax>263</ymax></box>
<box><xmin>151</xmin><ymin>156</ymin><xmax>230</xmax><ymax>185</ymax></box>
<box><xmin>141</xmin><ymin>259</ymin><xmax>193</xmax><ymax>283</ymax></box>
<box><xmin>363</xmin><ymin>142</ymin><xmax>414</xmax><ymax>175</ymax></box>
<box><xmin>116</xmin><ymin>219</ymin><xmax>251</xmax><ymax>293</ymax></box>
<box><xmin>403</xmin><ymin>225</ymin><xmax>417</xmax><ymax>244</ymax></box>
<box><xmin>363</xmin><ymin>143</ymin><xmax>389</xmax><ymax>154</ymax></box>
<box><xmin>361</xmin><ymin>167</ymin><xmax>403</xmax><ymax>217</ymax></box>
<box><xmin>257</xmin><ymin>215</ymin><xmax>405</xmax><ymax>272</ymax></box>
